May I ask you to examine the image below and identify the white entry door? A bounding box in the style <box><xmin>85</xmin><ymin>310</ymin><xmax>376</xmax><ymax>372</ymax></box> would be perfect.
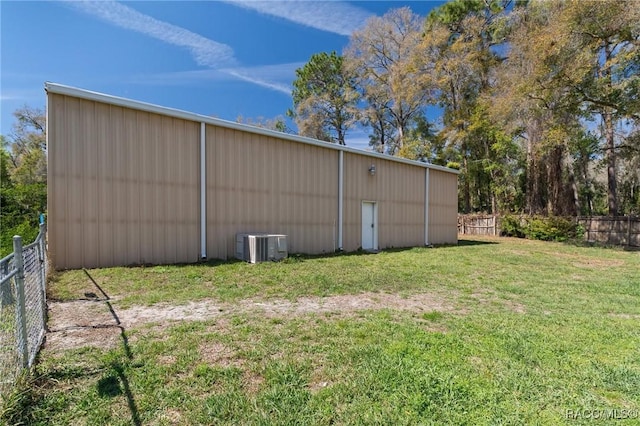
<box><xmin>361</xmin><ymin>201</ymin><xmax>377</xmax><ymax>250</ymax></box>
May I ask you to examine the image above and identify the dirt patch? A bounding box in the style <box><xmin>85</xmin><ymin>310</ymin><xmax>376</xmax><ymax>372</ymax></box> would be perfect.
<box><xmin>200</xmin><ymin>342</ymin><xmax>243</xmax><ymax>368</ymax></box>
<box><xmin>46</xmin><ymin>326</ymin><xmax>122</xmax><ymax>353</ymax></box>
<box><xmin>157</xmin><ymin>355</ymin><xmax>176</xmax><ymax>366</ymax></box>
<box><xmin>503</xmin><ymin>300</ymin><xmax>526</xmax><ymax>314</ymax></box>
<box><xmin>243</xmin><ymin>370</ymin><xmax>264</xmax><ymax>394</ymax></box>
<box><xmin>608</xmin><ymin>313</ymin><xmax>640</xmax><ymax>320</ymax></box>
<box><xmin>45</xmin><ymin>291</ymin><xmax>457</xmax><ymax>352</ymax></box>
<box><xmin>46</xmin><ymin>301</ymin><xmax>124</xmax><ymax>353</ymax></box>
<box><xmin>247</xmin><ymin>292</ymin><xmax>455</xmax><ymax>318</ymax></box>
<box><xmin>157</xmin><ymin>408</ymin><xmax>183</xmax><ymax>424</ymax></box>
<box><xmin>469</xmin><ymin>289</ymin><xmax>526</xmax><ymax>314</ymax></box>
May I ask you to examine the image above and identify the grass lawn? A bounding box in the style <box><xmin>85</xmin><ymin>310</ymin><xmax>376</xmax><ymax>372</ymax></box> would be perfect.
<box><xmin>4</xmin><ymin>236</ymin><xmax>640</xmax><ymax>425</ymax></box>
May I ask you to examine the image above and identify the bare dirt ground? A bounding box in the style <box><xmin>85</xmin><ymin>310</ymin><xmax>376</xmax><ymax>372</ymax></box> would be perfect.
<box><xmin>45</xmin><ymin>292</ymin><xmax>458</xmax><ymax>353</ymax></box>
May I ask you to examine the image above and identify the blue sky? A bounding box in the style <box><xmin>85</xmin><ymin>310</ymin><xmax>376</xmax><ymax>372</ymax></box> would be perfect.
<box><xmin>1</xmin><ymin>1</ymin><xmax>445</xmax><ymax>150</ymax></box>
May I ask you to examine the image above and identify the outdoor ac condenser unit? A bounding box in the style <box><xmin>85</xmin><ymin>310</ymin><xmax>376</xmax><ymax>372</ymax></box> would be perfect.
<box><xmin>235</xmin><ymin>233</ymin><xmax>288</xmax><ymax>263</ymax></box>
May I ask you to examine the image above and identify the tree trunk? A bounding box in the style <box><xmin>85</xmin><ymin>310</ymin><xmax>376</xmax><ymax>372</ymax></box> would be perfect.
<box><xmin>603</xmin><ymin>42</ymin><xmax>618</xmax><ymax>216</ymax></box>
<box><xmin>546</xmin><ymin>145</ymin><xmax>565</xmax><ymax>216</ymax></box>
<box><xmin>604</xmin><ymin>109</ymin><xmax>617</xmax><ymax>216</ymax></box>
<box><xmin>462</xmin><ymin>144</ymin><xmax>471</xmax><ymax>213</ymax></box>
<box><xmin>337</xmin><ymin>126</ymin><xmax>345</xmax><ymax>145</ymax></box>
<box><xmin>483</xmin><ymin>137</ymin><xmax>497</xmax><ymax>214</ymax></box>
<box><xmin>526</xmin><ymin>138</ymin><xmax>534</xmax><ymax>215</ymax></box>
<box><xmin>378</xmin><ymin>116</ymin><xmax>386</xmax><ymax>153</ymax></box>
<box><xmin>396</xmin><ymin>124</ymin><xmax>405</xmax><ymax>152</ymax></box>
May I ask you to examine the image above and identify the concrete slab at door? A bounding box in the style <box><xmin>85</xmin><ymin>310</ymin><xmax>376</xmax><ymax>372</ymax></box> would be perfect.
<box><xmin>361</xmin><ymin>201</ymin><xmax>377</xmax><ymax>250</ymax></box>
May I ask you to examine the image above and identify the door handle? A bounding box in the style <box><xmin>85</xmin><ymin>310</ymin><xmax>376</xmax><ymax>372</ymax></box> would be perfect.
<box><xmin>371</xmin><ymin>224</ymin><xmax>374</xmax><ymax>228</ymax></box>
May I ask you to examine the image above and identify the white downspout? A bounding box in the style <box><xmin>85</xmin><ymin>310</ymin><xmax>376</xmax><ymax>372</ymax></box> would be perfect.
<box><xmin>425</xmin><ymin>168</ymin><xmax>430</xmax><ymax>246</ymax></box>
<box><xmin>200</xmin><ymin>122</ymin><xmax>207</xmax><ymax>259</ymax></box>
<box><xmin>338</xmin><ymin>150</ymin><xmax>344</xmax><ymax>251</ymax></box>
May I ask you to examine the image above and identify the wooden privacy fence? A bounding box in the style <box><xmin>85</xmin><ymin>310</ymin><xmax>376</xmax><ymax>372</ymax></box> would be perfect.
<box><xmin>458</xmin><ymin>214</ymin><xmax>640</xmax><ymax>247</ymax></box>
<box><xmin>577</xmin><ymin>216</ymin><xmax>640</xmax><ymax>247</ymax></box>
<box><xmin>457</xmin><ymin>215</ymin><xmax>498</xmax><ymax>236</ymax></box>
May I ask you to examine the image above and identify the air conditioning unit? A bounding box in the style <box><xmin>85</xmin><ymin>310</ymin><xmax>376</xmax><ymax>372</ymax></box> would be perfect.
<box><xmin>235</xmin><ymin>233</ymin><xmax>288</xmax><ymax>263</ymax></box>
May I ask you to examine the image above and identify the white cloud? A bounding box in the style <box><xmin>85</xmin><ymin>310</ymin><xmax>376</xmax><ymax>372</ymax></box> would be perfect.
<box><xmin>221</xmin><ymin>62</ymin><xmax>303</xmax><ymax>94</ymax></box>
<box><xmin>222</xmin><ymin>0</ymin><xmax>372</xmax><ymax>36</ymax></box>
<box><xmin>65</xmin><ymin>0</ymin><xmax>237</xmax><ymax>68</ymax></box>
<box><xmin>61</xmin><ymin>1</ymin><xmax>310</xmax><ymax>95</ymax></box>
<box><xmin>128</xmin><ymin>69</ymin><xmax>230</xmax><ymax>85</ymax></box>
<box><xmin>130</xmin><ymin>62</ymin><xmax>303</xmax><ymax>96</ymax></box>
<box><xmin>222</xmin><ymin>69</ymin><xmax>291</xmax><ymax>94</ymax></box>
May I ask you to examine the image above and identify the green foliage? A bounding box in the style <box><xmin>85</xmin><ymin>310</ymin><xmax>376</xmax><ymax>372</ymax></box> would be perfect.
<box><xmin>500</xmin><ymin>215</ymin><xmax>525</xmax><ymax>238</ymax></box>
<box><xmin>338</xmin><ymin>3</ymin><xmax>640</xmax><ymax>215</ymax></box>
<box><xmin>501</xmin><ymin>215</ymin><xmax>582</xmax><ymax>242</ymax></box>
<box><xmin>1</xmin><ymin>107</ymin><xmax>47</xmax><ymax>257</ymax></box>
<box><xmin>291</xmin><ymin>51</ymin><xmax>358</xmax><ymax>145</ymax></box>
<box><xmin>524</xmin><ymin>216</ymin><xmax>579</xmax><ymax>242</ymax></box>
<box><xmin>0</xmin><ymin>371</ymin><xmax>37</xmax><ymax>425</ymax></box>
<box><xmin>1</xmin><ymin>154</ymin><xmax>46</xmax><ymax>256</ymax></box>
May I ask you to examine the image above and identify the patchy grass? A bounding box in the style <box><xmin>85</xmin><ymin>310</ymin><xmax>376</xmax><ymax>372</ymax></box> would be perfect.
<box><xmin>8</xmin><ymin>237</ymin><xmax>640</xmax><ymax>425</ymax></box>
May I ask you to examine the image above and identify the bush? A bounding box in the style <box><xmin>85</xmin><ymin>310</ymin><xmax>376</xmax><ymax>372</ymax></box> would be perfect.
<box><xmin>523</xmin><ymin>216</ymin><xmax>579</xmax><ymax>242</ymax></box>
<box><xmin>500</xmin><ymin>215</ymin><xmax>525</xmax><ymax>238</ymax></box>
<box><xmin>498</xmin><ymin>215</ymin><xmax>581</xmax><ymax>242</ymax></box>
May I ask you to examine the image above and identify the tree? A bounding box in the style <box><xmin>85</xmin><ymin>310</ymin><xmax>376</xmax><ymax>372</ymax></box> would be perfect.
<box><xmin>421</xmin><ymin>0</ymin><xmax>510</xmax><ymax>212</ymax></box>
<box><xmin>495</xmin><ymin>0</ymin><xmax>639</xmax><ymax>216</ymax></box>
<box><xmin>489</xmin><ymin>1</ymin><xmax>601</xmax><ymax>216</ymax></box>
<box><xmin>562</xmin><ymin>1</ymin><xmax>640</xmax><ymax>216</ymax></box>
<box><xmin>236</xmin><ymin>115</ymin><xmax>292</xmax><ymax>133</ymax></box>
<box><xmin>345</xmin><ymin>7</ymin><xmax>429</xmax><ymax>155</ymax></box>
<box><xmin>6</xmin><ymin>106</ymin><xmax>47</xmax><ymax>185</ymax></box>
<box><xmin>1</xmin><ymin>107</ymin><xmax>47</xmax><ymax>256</ymax></box>
<box><xmin>290</xmin><ymin>51</ymin><xmax>359</xmax><ymax>145</ymax></box>
<box><xmin>399</xmin><ymin>115</ymin><xmax>446</xmax><ymax>163</ymax></box>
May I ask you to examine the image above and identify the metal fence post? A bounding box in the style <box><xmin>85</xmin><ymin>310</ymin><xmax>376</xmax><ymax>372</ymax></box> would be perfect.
<box><xmin>38</xmin><ymin>223</ymin><xmax>47</xmax><ymax>326</ymax></box>
<box><xmin>1</xmin><ymin>259</ymin><xmax>14</xmax><ymax>307</ymax></box>
<box><xmin>13</xmin><ymin>235</ymin><xmax>29</xmax><ymax>369</ymax></box>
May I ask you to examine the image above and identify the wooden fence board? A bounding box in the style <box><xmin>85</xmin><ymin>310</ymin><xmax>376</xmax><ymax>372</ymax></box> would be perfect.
<box><xmin>458</xmin><ymin>215</ymin><xmax>639</xmax><ymax>247</ymax></box>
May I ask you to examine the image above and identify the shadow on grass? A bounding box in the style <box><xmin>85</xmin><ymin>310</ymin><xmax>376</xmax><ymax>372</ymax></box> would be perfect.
<box><xmin>31</xmin><ymin>270</ymin><xmax>142</xmax><ymax>426</ymax></box>
<box><xmin>77</xmin><ymin>240</ymin><xmax>500</xmax><ymax>274</ymax></box>
<box><xmin>563</xmin><ymin>238</ymin><xmax>640</xmax><ymax>251</ymax></box>
<box><xmin>84</xmin><ymin>269</ymin><xmax>141</xmax><ymax>426</ymax></box>
<box><xmin>455</xmin><ymin>239</ymin><xmax>500</xmax><ymax>247</ymax></box>
<box><xmin>119</xmin><ymin>246</ymin><xmax>446</xmax><ymax>269</ymax></box>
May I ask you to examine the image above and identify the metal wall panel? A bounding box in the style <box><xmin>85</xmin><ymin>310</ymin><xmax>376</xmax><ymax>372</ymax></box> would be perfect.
<box><xmin>205</xmin><ymin>125</ymin><xmax>339</xmax><ymax>259</ymax></box>
<box><xmin>428</xmin><ymin>170</ymin><xmax>459</xmax><ymax>244</ymax></box>
<box><xmin>48</xmin><ymin>89</ymin><xmax>458</xmax><ymax>268</ymax></box>
<box><xmin>47</xmin><ymin>94</ymin><xmax>200</xmax><ymax>269</ymax></box>
<box><xmin>343</xmin><ymin>154</ymin><xmax>426</xmax><ymax>251</ymax></box>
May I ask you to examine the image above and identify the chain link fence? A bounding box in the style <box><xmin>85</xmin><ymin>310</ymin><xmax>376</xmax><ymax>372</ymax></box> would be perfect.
<box><xmin>0</xmin><ymin>223</ymin><xmax>48</xmax><ymax>399</ymax></box>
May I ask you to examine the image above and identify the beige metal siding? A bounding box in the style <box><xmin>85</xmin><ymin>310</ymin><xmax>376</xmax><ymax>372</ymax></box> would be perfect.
<box><xmin>47</xmin><ymin>94</ymin><xmax>200</xmax><ymax>269</ymax></box>
<box><xmin>429</xmin><ymin>170</ymin><xmax>458</xmax><ymax>244</ymax></box>
<box><xmin>206</xmin><ymin>126</ymin><xmax>339</xmax><ymax>259</ymax></box>
<box><xmin>343</xmin><ymin>154</ymin><xmax>426</xmax><ymax>251</ymax></box>
<box><xmin>48</xmin><ymin>87</ymin><xmax>459</xmax><ymax>268</ymax></box>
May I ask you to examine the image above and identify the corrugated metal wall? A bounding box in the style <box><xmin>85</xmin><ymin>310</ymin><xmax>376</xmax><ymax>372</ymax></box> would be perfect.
<box><xmin>48</xmin><ymin>90</ymin><xmax>458</xmax><ymax>269</ymax></box>
<box><xmin>428</xmin><ymin>170</ymin><xmax>458</xmax><ymax>244</ymax></box>
<box><xmin>343</xmin><ymin>154</ymin><xmax>426</xmax><ymax>252</ymax></box>
<box><xmin>206</xmin><ymin>126</ymin><xmax>339</xmax><ymax>259</ymax></box>
<box><xmin>48</xmin><ymin>94</ymin><xmax>200</xmax><ymax>269</ymax></box>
